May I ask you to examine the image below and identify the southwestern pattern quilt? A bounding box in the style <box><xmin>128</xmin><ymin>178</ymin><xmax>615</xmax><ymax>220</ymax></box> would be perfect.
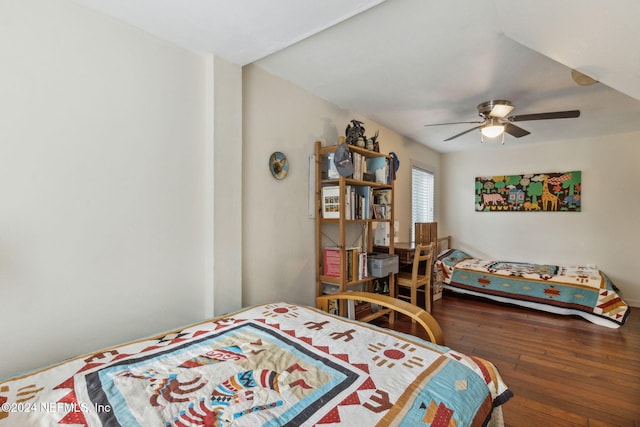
<box><xmin>0</xmin><ymin>303</ymin><xmax>512</xmax><ymax>426</ymax></box>
<box><xmin>436</xmin><ymin>249</ymin><xmax>630</xmax><ymax>328</ymax></box>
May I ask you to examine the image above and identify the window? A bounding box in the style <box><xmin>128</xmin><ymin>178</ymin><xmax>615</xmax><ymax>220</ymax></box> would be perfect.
<box><xmin>411</xmin><ymin>165</ymin><xmax>434</xmax><ymax>241</ymax></box>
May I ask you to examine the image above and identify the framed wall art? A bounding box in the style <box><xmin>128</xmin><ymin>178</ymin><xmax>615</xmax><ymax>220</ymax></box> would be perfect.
<box><xmin>475</xmin><ymin>171</ymin><xmax>581</xmax><ymax>212</ymax></box>
<box><xmin>269</xmin><ymin>151</ymin><xmax>289</xmax><ymax>180</ymax></box>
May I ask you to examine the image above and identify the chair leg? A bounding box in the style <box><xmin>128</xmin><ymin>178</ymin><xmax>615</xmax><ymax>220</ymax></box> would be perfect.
<box><xmin>411</xmin><ymin>287</ymin><xmax>419</xmax><ymax>324</ymax></box>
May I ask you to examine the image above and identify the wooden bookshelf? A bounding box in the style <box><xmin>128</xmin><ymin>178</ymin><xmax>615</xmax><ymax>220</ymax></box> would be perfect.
<box><xmin>314</xmin><ymin>140</ymin><xmax>395</xmax><ymax>322</ymax></box>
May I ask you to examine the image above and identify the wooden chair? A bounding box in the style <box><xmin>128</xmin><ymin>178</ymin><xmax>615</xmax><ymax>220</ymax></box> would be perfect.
<box><xmin>415</xmin><ymin>222</ymin><xmax>437</xmax><ymax>246</ymax></box>
<box><xmin>396</xmin><ymin>242</ymin><xmax>436</xmax><ymax>313</ymax></box>
<box><xmin>414</xmin><ymin>222</ymin><xmax>442</xmax><ymax>302</ymax></box>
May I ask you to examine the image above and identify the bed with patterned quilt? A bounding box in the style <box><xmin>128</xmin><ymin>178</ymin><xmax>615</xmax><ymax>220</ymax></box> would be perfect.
<box><xmin>0</xmin><ymin>297</ymin><xmax>512</xmax><ymax>426</ymax></box>
<box><xmin>436</xmin><ymin>248</ymin><xmax>630</xmax><ymax>328</ymax></box>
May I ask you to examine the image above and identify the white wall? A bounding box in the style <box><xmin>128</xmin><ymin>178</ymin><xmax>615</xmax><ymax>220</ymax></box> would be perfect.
<box><xmin>212</xmin><ymin>57</ymin><xmax>243</xmax><ymax>316</ymax></box>
<box><xmin>441</xmin><ymin>134</ymin><xmax>640</xmax><ymax>307</ymax></box>
<box><xmin>0</xmin><ymin>0</ymin><xmax>211</xmax><ymax>378</ymax></box>
<box><xmin>242</xmin><ymin>65</ymin><xmax>440</xmax><ymax>306</ymax></box>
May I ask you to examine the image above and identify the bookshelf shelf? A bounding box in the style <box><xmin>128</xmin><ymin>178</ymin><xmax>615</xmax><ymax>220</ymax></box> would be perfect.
<box><xmin>314</xmin><ymin>140</ymin><xmax>395</xmax><ymax>321</ymax></box>
<box><xmin>322</xmin><ymin>178</ymin><xmax>392</xmax><ymax>188</ymax></box>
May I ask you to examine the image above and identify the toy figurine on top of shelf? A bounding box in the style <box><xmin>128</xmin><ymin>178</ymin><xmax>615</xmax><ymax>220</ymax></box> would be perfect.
<box><xmin>345</xmin><ymin>120</ymin><xmax>380</xmax><ymax>152</ymax></box>
<box><xmin>369</xmin><ymin>130</ymin><xmax>380</xmax><ymax>152</ymax></box>
<box><xmin>345</xmin><ymin>119</ymin><xmax>366</xmax><ymax>146</ymax></box>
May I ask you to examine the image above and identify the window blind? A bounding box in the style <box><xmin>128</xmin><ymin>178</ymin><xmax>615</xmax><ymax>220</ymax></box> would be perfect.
<box><xmin>411</xmin><ymin>166</ymin><xmax>434</xmax><ymax>241</ymax></box>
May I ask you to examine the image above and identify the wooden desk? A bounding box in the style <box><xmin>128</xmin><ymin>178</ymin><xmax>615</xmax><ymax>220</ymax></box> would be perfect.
<box><xmin>374</xmin><ymin>237</ymin><xmax>451</xmax><ymax>305</ymax></box>
<box><xmin>374</xmin><ymin>236</ymin><xmax>451</xmax><ymax>264</ymax></box>
<box><xmin>374</xmin><ymin>242</ymin><xmax>418</xmax><ymax>265</ymax></box>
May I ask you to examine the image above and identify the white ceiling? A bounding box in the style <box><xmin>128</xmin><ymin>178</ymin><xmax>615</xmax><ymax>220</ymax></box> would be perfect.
<box><xmin>72</xmin><ymin>0</ymin><xmax>640</xmax><ymax>153</ymax></box>
<box><xmin>72</xmin><ymin>0</ymin><xmax>386</xmax><ymax>65</ymax></box>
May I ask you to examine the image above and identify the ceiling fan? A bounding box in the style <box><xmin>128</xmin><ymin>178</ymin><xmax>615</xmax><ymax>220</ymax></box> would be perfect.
<box><xmin>425</xmin><ymin>100</ymin><xmax>580</xmax><ymax>142</ymax></box>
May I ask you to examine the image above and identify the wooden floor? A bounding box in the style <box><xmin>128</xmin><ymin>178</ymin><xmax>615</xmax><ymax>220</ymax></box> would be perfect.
<box><xmin>379</xmin><ymin>292</ymin><xmax>639</xmax><ymax>427</ymax></box>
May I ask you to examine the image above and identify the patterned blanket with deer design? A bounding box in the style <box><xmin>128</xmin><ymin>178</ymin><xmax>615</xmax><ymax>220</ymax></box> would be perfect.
<box><xmin>0</xmin><ymin>303</ymin><xmax>512</xmax><ymax>426</ymax></box>
<box><xmin>436</xmin><ymin>249</ymin><xmax>629</xmax><ymax>328</ymax></box>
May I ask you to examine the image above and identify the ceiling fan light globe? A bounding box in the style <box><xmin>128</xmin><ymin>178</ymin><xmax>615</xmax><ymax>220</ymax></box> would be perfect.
<box><xmin>481</xmin><ymin>119</ymin><xmax>505</xmax><ymax>138</ymax></box>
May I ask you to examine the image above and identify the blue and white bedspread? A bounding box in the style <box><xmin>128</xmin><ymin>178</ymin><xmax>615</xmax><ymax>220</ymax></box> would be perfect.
<box><xmin>436</xmin><ymin>249</ymin><xmax>630</xmax><ymax>328</ymax></box>
<box><xmin>0</xmin><ymin>302</ymin><xmax>512</xmax><ymax>426</ymax></box>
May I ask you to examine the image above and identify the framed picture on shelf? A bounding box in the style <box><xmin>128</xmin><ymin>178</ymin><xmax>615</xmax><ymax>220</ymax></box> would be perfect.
<box><xmin>372</xmin><ymin>204</ymin><xmax>384</xmax><ymax>219</ymax></box>
<box><xmin>321</xmin><ymin>186</ymin><xmax>340</xmax><ymax>218</ymax></box>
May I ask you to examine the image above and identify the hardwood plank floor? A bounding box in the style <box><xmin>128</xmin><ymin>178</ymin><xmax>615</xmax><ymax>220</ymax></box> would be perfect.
<box><xmin>379</xmin><ymin>292</ymin><xmax>639</xmax><ymax>427</ymax></box>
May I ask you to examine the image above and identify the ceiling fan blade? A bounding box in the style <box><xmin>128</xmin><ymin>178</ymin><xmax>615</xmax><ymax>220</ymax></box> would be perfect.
<box><xmin>424</xmin><ymin>120</ymin><xmax>483</xmax><ymax>127</ymax></box>
<box><xmin>504</xmin><ymin>122</ymin><xmax>530</xmax><ymax>138</ymax></box>
<box><xmin>444</xmin><ymin>125</ymin><xmax>482</xmax><ymax>141</ymax></box>
<box><xmin>509</xmin><ymin>110</ymin><xmax>580</xmax><ymax>122</ymax></box>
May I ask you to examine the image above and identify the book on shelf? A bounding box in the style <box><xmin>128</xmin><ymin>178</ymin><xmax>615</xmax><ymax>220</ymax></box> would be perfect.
<box><xmin>322</xmin><ymin>186</ymin><xmax>340</xmax><ymax>218</ymax></box>
<box><xmin>352</xmin><ymin>152</ymin><xmax>366</xmax><ymax>181</ymax></box>
<box><xmin>325</xmin><ymin>146</ymin><xmax>388</xmax><ymax>182</ymax></box>
<box><xmin>355</xmin><ymin>301</ymin><xmax>372</xmax><ymax>317</ymax></box>
<box><xmin>323</xmin><ymin>247</ymin><xmax>341</xmax><ymax>277</ymax></box>
<box><xmin>348</xmin><ymin>300</ymin><xmax>372</xmax><ymax>320</ymax></box>
<box><xmin>323</xmin><ymin>282</ymin><xmax>367</xmax><ymax>319</ymax></box>
<box><xmin>372</xmin><ymin>189</ymin><xmax>392</xmax><ymax>220</ymax></box>
<box><xmin>324</xmin><ymin>247</ymin><xmax>368</xmax><ymax>281</ymax></box>
<box><xmin>325</xmin><ymin>185</ymin><xmax>372</xmax><ymax>220</ymax></box>
<box><xmin>327</xmin><ymin>152</ymin><xmax>339</xmax><ymax>179</ymax></box>
<box><xmin>344</xmin><ymin>186</ymin><xmax>373</xmax><ymax>220</ymax></box>
<box><xmin>373</xmin><ymin>221</ymin><xmax>399</xmax><ymax>246</ymax></box>
<box><xmin>367</xmin><ymin>156</ymin><xmax>390</xmax><ymax>184</ymax></box>
<box><xmin>346</xmin><ymin>186</ymin><xmax>351</xmax><ymax>220</ymax></box>
<box><xmin>321</xmin><ymin>282</ymin><xmax>340</xmax><ymax>315</ymax></box>
<box><xmin>372</xmin><ymin>204</ymin><xmax>388</xmax><ymax>220</ymax></box>
<box><xmin>353</xmin><ymin>186</ymin><xmax>372</xmax><ymax>220</ymax></box>
<box><xmin>345</xmin><ymin>283</ymin><xmax>369</xmax><ymax>319</ymax></box>
<box><xmin>358</xmin><ymin>251</ymin><xmax>368</xmax><ymax>279</ymax></box>
<box><xmin>346</xmin><ymin>248</ymin><xmax>368</xmax><ymax>281</ymax></box>
<box><xmin>322</xmin><ymin>283</ymin><xmax>340</xmax><ymax>315</ymax></box>
<box><xmin>351</xmin><ymin>152</ymin><xmax>389</xmax><ymax>183</ymax></box>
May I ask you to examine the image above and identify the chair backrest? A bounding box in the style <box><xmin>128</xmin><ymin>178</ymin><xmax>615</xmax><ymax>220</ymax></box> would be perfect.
<box><xmin>410</xmin><ymin>242</ymin><xmax>436</xmax><ymax>284</ymax></box>
<box><xmin>415</xmin><ymin>222</ymin><xmax>437</xmax><ymax>246</ymax></box>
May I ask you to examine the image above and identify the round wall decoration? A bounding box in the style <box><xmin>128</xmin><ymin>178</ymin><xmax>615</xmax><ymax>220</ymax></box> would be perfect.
<box><xmin>269</xmin><ymin>151</ymin><xmax>289</xmax><ymax>180</ymax></box>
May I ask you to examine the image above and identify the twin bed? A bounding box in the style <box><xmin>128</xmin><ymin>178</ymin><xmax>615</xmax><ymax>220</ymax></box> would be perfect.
<box><xmin>436</xmin><ymin>248</ymin><xmax>630</xmax><ymax>328</ymax></box>
<box><xmin>0</xmin><ymin>293</ymin><xmax>512</xmax><ymax>427</ymax></box>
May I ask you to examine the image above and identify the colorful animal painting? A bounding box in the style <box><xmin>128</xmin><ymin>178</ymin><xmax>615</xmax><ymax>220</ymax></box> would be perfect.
<box><xmin>475</xmin><ymin>171</ymin><xmax>581</xmax><ymax>212</ymax></box>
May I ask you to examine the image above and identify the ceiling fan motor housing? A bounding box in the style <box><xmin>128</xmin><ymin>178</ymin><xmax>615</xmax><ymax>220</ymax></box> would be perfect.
<box><xmin>477</xmin><ymin>100</ymin><xmax>514</xmax><ymax>118</ymax></box>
